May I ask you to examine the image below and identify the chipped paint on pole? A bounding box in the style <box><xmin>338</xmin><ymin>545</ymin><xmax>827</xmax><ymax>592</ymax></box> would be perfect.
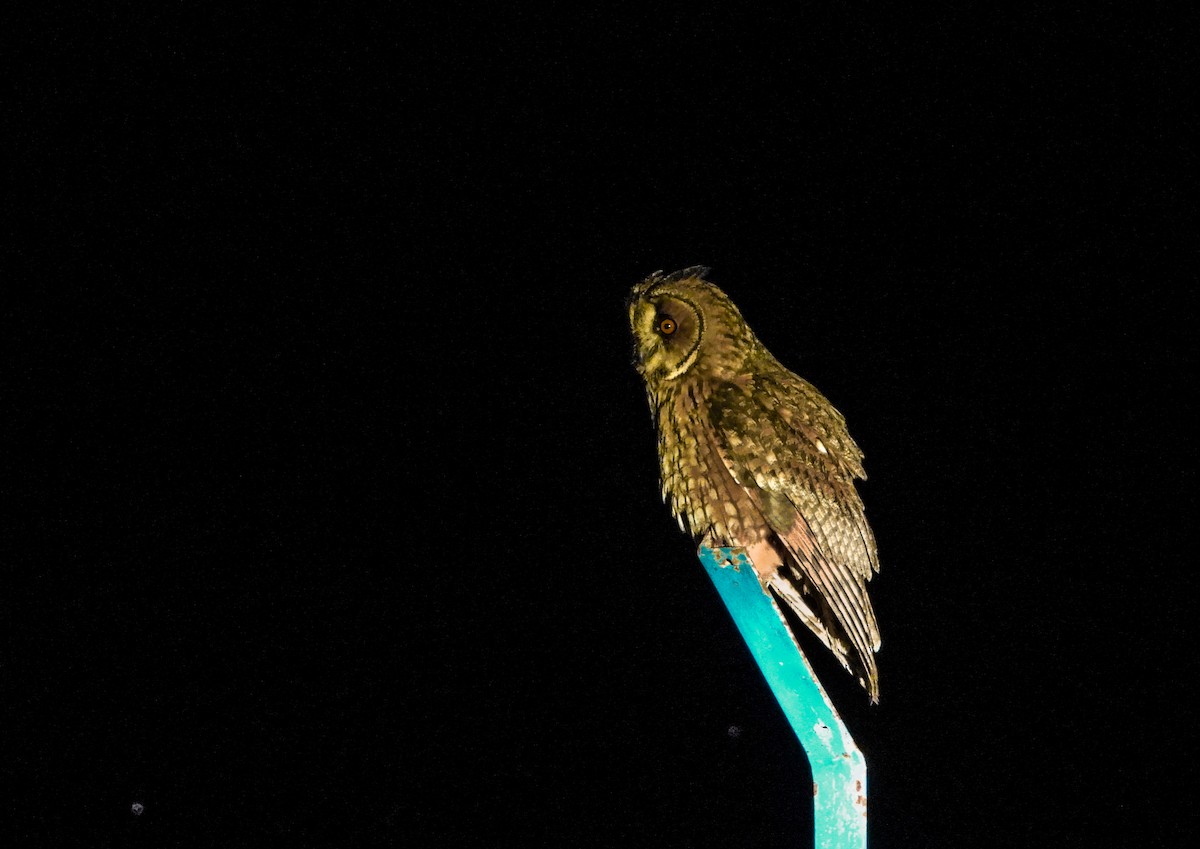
<box><xmin>699</xmin><ymin>545</ymin><xmax>868</xmax><ymax>848</ymax></box>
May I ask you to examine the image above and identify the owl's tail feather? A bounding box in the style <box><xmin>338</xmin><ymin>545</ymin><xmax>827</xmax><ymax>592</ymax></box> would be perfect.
<box><xmin>769</xmin><ymin>573</ymin><xmax>879</xmax><ymax>704</ymax></box>
<box><xmin>772</xmin><ymin>573</ymin><xmax>878</xmax><ymax>705</ymax></box>
<box><xmin>742</xmin><ymin>539</ymin><xmax>880</xmax><ymax>703</ymax></box>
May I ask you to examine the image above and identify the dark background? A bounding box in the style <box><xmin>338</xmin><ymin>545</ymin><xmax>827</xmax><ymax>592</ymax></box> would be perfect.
<box><xmin>8</xmin><ymin>4</ymin><xmax>1194</xmax><ymax>847</ymax></box>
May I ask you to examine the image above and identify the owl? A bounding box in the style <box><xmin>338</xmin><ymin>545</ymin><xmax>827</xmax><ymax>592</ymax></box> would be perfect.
<box><xmin>628</xmin><ymin>266</ymin><xmax>882</xmax><ymax>702</ymax></box>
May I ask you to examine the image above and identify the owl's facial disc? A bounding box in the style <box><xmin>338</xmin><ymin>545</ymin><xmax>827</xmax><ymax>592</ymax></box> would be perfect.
<box><xmin>629</xmin><ymin>292</ymin><xmax>702</xmax><ymax>381</ymax></box>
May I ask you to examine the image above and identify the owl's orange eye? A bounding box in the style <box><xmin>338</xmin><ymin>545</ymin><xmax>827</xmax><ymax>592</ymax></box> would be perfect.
<box><xmin>657</xmin><ymin>316</ymin><xmax>677</xmax><ymax>336</ymax></box>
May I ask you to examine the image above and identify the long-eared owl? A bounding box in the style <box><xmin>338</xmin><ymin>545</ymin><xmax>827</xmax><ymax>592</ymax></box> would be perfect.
<box><xmin>628</xmin><ymin>266</ymin><xmax>882</xmax><ymax>702</ymax></box>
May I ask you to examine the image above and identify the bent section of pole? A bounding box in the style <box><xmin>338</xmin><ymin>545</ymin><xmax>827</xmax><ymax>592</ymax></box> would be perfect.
<box><xmin>698</xmin><ymin>545</ymin><xmax>867</xmax><ymax>849</ymax></box>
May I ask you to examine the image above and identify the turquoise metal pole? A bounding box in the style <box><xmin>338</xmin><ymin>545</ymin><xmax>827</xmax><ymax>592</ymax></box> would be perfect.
<box><xmin>698</xmin><ymin>545</ymin><xmax>867</xmax><ymax>848</ymax></box>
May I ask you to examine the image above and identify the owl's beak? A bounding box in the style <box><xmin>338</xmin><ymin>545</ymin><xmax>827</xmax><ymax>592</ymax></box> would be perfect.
<box><xmin>630</xmin><ymin>344</ymin><xmax>646</xmax><ymax>373</ymax></box>
<box><xmin>627</xmin><ymin>290</ymin><xmax>645</xmax><ymax>372</ymax></box>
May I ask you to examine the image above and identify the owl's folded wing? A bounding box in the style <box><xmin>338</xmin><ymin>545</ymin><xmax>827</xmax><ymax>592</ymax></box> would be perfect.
<box><xmin>706</xmin><ymin>378</ymin><xmax>881</xmax><ymax>699</ymax></box>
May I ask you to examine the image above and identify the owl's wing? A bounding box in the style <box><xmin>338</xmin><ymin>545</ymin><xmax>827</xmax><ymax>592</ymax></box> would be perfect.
<box><xmin>706</xmin><ymin>376</ymin><xmax>881</xmax><ymax>700</ymax></box>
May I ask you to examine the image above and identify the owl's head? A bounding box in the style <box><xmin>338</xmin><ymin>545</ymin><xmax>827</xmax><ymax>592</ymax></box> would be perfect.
<box><xmin>627</xmin><ymin>266</ymin><xmax>755</xmax><ymax>385</ymax></box>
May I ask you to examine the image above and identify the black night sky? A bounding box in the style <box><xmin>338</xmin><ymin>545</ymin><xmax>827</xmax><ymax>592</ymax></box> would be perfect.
<box><xmin>9</xmin><ymin>5</ymin><xmax>1194</xmax><ymax>847</ymax></box>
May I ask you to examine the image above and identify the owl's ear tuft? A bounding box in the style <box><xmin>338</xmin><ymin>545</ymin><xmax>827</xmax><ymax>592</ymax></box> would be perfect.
<box><xmin>656</xmin><ymin>265</ymin><xmax>712</xmax><ymax>284</ymax></box>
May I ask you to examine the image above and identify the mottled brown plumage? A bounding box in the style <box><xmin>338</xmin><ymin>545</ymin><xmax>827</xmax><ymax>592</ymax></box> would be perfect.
<box><xmin>628</xmin><ymin>266</ymin><xmax>882</xmax><ymax>702</ymax></box>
